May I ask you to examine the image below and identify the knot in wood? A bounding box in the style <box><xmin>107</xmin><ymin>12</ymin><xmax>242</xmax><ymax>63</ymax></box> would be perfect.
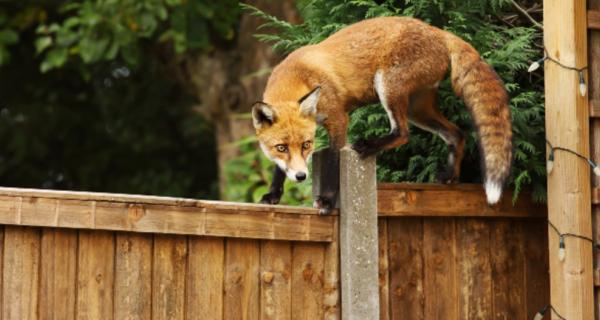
<box><xmin>262</xmin><ymin>271</ymin><xmax>274</xmax><ymax>284</ymax></box>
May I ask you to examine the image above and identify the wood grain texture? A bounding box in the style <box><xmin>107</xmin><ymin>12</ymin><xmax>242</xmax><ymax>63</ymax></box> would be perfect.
<box><xmin>291</xmin><ymin>243</ymin><xmax>325</xmax><ymax>320</ymax></box>
<box><xmin>590</xmin><ymin>99</ymin><xmax>600</xmax><ymax>118</ymax></box>
<box><xmin>0</xmin><ymin>190</ymin><xmax>335</xmax><ymax>242</ymax></box>
<box><xmin>3</xmin><ymin>226</ymin><xmax>40</xmax><ymax>320</ymax></box>
<box><xmin>423</xmin><ymin>218</ymin><xmax>457</xmax><ymax>319</ymax></box>
<box><xmin>39</xmin><ymin>229</ymin><xmax>77</xmax><ymax>320</ymax></box>
<box><xmin>152</xmin><ymin>235</ymin><xmax>187</xmax><ymax>320</ymax></box>
<box><xmin>590</xmin><ymin>10</ymin><xmax>600</xmax><ymax>30</ymax></box>
<box><xmin>490</xmin><ymin>220</ymin><xmax>526</xmax><ymax>319</ymax></box>
<box><xmin>114</xmin><ymin>233</ymin><xmax>152</xmax><ymax>320</ymax></box>
<box><xmin>544</xmin><ymin>0</ymin><xmax>594</xmax><ymax>319</ymax></box>
<box><xmin>76</xmin><ymin>231</ymin><xmax>115</xmax><ymax>320</ymax></box>
<box><xmin>523</xmin><ymin>220</ymin><xmax>550</xmax><ymax>319</ymax></box>
<box><xmin>260</xmin><ymin>241</ymin><xmax>292</xmax><ymax>320</ymax></box>
<box><xmin>322</xmin><ymin>218</ymin><xmax>340</xmax><ymax>320</ymax></box>
<box><xmin>186</xmin><ymin>237</ymin><xmax>225</xmax><ymax>320</ymax></box>
<box><xmin>388</xmin><ymin>218</ymin><xmax>424</xmax><ymax>320</ymax></box>
<box><xmin>377</xmin><ymin>183</ymin><xmax>544</xmax><ymax>217</ymax></box>
<box><xmin>224</xmin><ymin>239</ymin><xmax>260</xmax><ymax>320</ymax></box>
<box><xmin>456</xmin><ymin>219</ymin><xmax>492</xmax><ymax>319</ymax></box>
<box><xmin>589</xmin><ymin>2</ymin><xmax>600</xmax><ymax>319</ymax></box>
<box><xmin>378</xmin><ymin>219</ymin><xmax>390</xmax><ymax>320</ymax></box>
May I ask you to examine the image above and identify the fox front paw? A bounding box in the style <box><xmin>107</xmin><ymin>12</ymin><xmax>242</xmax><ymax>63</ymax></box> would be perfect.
<box><xmin>313</xmin><ymin>196</ymin><xmax>334</xmax><ymax>215</ymax></box>
<box><xmin>259</xmin><ymin>192</ymin><xmax>281</xmax><ymax>205</ymax></box>
<box><xmin>351</xmin><ymin>139</ymin><xmax>378</xmax><ymax>158</ymax></box>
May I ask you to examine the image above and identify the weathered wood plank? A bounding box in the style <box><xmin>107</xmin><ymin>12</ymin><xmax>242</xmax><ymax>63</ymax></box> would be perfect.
<box><xmin>224</xmin><ymin>239</ymin><xmax>260</xmax><ymax>320</ymax></box>
<box><xmin>152</xmin><ymin>235</ymin><xmax>187</xmax><ymax>320</ymax></box>
<box><xmin>590</xmin><ymin>99</ymin><xmax>600</xmax><ymax>118</ymax></box>
<box><xmin>490</xmin><ymin>220</ymin><xmax>526</xmax><ymax>320</ymax></box>
<box><xmin>0</xmin><ymin>226</ymin><xmax>3</xmax><ymax>319</ymax></box>
<box><xmin>545</xmin><ymin>0</ymin><xmax>594</xmax><ymax>318</ymax></box>
<box><xmin>3</xmin><ymin>226</ymin><xmax>40</xmax><ymax>320</ymax></box>
<box><xmin>423</xmin><ymin>218</ymin><xmax>457</xmax><ymax>319</ymax></box>
<box><xmin>377</xmin><ymin>184</ymin><xmax>544</xmax><ymax>218</ymax></box>
<box><xmin>378</xmin><ymin>219</ymin><xmax>390</xmax><ymax>320</ymax></box>
<box><xmin>388</xmin><ymin>218</ymin><xmax>424</xmax><ymax>320</ymax></box>
<box><xmin>457</xmin><ymin>219</ymin><xmax>492</xmax><ymax>319</ymax></box>
<box><xmin>260</xmin><ymin>241</ymin><xmax>292</xmax><ymax>320</ymax></box>
<box><xmin>76</xmin><ymin>231</ymin><xmax>115</xmax><ymax>320</ymax></box>
<box><xmin>39</xmin><ymin>229</ymin><xmax>77</xmax><ymax>320</ymax></box>
<box><xmin>323</xmin><ymin>218</ymin><xmax>340</xmax><ymax>320</ymax></box>
<box><xmin>291</xmin><ymin>243</ymin><xmax>325</xmax><ymax>320</ymax></box>
<box><xmin>186</xmin><ymin>237</ymin><xmax>224</xmax><ymax>320</ymax></box>
<box><xmin>589</xmin><ymin>1</ymin><xmax>600</xmax><ymax>318</ymax></box>
<box><xmin>0</xmin><ymin>192</ymin><xmax>335</xmax><ymax>242</ymax></box>
<box><xmin>114</xmin><ymin>233</ymin><xmax>152</xmax><ymax>320</ymax></box>
<box><xmin>0</xmin><ymin>187</ymin><xmax>321</xmax><ymax>214</ymax></box>
<box><xmin>590</xmin><ymin>10</ymin><xmax>600</xmax><ymax>30</ymax></box>
<box><xmin>523</xmin><ymin>220</ymin><xmax>550</xmax><ymax>319</ymax></box>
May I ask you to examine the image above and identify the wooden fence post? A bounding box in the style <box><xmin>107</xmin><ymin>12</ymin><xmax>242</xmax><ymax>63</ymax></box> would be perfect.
<box><xmin>544</xmin><ymin>0</ymin><xmax>594</xmax><ymax>319</ymax></box>
<box><xmin>312</xmin><ymin>147</ymin><xmax>379</xmax><ymax>319</ymax></box>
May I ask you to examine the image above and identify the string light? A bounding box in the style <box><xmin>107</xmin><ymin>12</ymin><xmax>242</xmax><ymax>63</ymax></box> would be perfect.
<box><xmin>541</xmin><ymin>141</ymin><xmax>599</xmax><ymax>318</ymax></box>
<box><xmin>545</xmin><ymin>140</ymin><xmax>600</xmax><ymax>176</ymax></box>
<box><xmin>528</xmin><ymin>48</ymin><xmax>588</xmax><ymax>97</ymax></box>
<box><xmin>533</xmin><ymin>305</ymin><xmax>566</xmax><ymax>320</ymax></box>
<box><xmin>547</xmin><ymin>219</ymin><xmax>600</xmax><ymax>261</ymax></box>
<box><xmin>533</xmin><ymin>219</ymin><xmax>600</xmax><ymax>320</ymax></box>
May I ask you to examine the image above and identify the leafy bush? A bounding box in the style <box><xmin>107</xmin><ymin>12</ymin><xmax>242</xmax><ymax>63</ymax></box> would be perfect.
<box><xmin>232</xmin><ymin>0</ymin><xmax>546</xmax><ymax>203</ymax></box>
<box><xmin>0</xmin><ymin>1</ymin><xmax>240</xmax><ymax>198</ymax></box>
<box><xmin>1</xmin><ymin>1</ymin><xmax>238</xmax><ymax>71</ymax></box>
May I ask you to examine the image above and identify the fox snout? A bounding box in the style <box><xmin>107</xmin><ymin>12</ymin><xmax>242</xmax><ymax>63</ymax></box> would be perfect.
<box><xmin>284</xmin><ymin>165</ymin><xmax>308</xmax><ymax>182</ymax></box>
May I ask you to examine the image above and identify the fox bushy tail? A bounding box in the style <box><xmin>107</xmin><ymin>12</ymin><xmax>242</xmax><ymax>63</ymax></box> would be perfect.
<box><xmin>445</xmin><ymin>35</ymin><xmax>513</xmax><ymax>204</ymax></box>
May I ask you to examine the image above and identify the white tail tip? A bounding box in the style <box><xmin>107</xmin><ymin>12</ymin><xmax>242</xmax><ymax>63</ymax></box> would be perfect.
<box><xmin>485</xmin><ymin>181</ymin><xmax>502</xmax><ymax>204</ymax></box>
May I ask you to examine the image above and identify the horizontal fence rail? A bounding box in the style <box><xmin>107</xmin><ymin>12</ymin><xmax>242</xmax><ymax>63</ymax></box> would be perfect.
<box><xmin>0</xmin><ymin>183</ymin><xmax>548</xmax><ymax>320</ymax></box>
<box><xmin>0</xmin><ymin>187</ymin><xmax>335</xmax><ymax>242</ymax></box>
<box><xmin>377</xmin><ymin>183</ymin><xmax>545</xmax><ymax>218</ymax></box>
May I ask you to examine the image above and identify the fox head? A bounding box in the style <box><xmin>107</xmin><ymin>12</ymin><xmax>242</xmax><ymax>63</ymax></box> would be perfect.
<box><xmin>252</xmin><ymin>87</ymin><xmax>321</xmax><ymax>182</ymax></box>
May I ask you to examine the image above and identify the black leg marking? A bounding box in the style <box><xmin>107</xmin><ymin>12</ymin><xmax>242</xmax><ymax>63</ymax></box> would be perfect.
<box><xmin>352</xmin><ymin>128</ymin><xmax>402</xmax><ymax>158</ymax></box>
<box><xmin>260</xmin><ymin>166</ymin><xmax>286</xmax><ymax>204</ymax></box>
<box><xmin>314</xmin><ymin>147</ymin><xmax>340</xmax><ymax>215</ymax></box>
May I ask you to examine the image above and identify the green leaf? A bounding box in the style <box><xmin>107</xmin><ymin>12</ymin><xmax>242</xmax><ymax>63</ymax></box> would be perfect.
<box><xmin>40</xmin><ymin>48</ymin><xmax>68</xmax><ymax>72</ymax></box>
<box><xmin>0</xmin><ymin>29</ymin><xmax>18</xmax><ymax>45</ymax></box>
<box><xmin>35</xmin><ymin>36</ymin><xmax>52</xmax><ymax>54</ymax></box>
<box><xmin>79</xmin><ymin>37</ymin><xmax>109</xmax><ymax>63</ymax></box>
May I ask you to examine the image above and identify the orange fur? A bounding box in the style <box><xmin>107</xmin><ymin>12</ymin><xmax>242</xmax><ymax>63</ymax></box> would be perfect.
<box><xmin>253</xmin><ymin>17</ymin><xmax>512</xmax><ymax>205</ymax></box>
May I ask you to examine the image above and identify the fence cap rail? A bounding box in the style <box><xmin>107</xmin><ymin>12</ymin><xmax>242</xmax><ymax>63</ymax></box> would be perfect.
<box><xmin>377</xmin><ymin>183</ymin><xmax>546</xmax><ymax>218</ymax></box>
<box><xmin>0</xmin><ymin>187</ymin><xmax>335</xmax><ymax>242</ymax></box>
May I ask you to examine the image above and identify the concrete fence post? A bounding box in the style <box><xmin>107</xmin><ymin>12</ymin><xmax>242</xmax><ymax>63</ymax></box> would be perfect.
<box><xmin>312</xmin><ymin>147</ymin><xmax>379</xmax><ymax>320</ymax></box>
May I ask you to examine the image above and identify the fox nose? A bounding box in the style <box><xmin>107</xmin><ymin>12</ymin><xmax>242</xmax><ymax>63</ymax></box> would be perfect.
<box><xmin>296</xmin><ymin>172</ymin><xmax>307</xmax><ymax>181</ymax></box>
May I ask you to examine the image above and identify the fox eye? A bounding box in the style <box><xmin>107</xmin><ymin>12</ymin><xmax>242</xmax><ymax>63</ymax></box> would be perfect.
<box><xmin>302</xmin><ymin>141</ymin><xmax>312</xmax><ymax>150</ymax></box>
<box><xmin>275</xmin><ymin>144</ymin><xmax>288</xmax><ymax>153</ymax></box>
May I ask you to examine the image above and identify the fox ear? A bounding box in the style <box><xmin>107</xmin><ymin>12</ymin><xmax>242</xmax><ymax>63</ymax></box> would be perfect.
<box><xmin>299</xmin><ymin>86</ymin><xmax>321</xmax><ymax>117</ymax></box>
<box><xmin>252</xmin><ymin>102</ymin><xmax>276</xmax><ymax>129</ymax></box>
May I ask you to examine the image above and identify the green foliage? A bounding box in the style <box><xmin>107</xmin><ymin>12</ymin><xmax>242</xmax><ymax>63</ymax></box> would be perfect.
<box><xmin>0</xmin><ymin>13</ymin><xmax>19</xmax><ymax>65</ymax></box>
<box><xmin>243</xmin><ymin>0</ymin><xmax>546</xmax><ymax>202</ymax></box>
<box><xmin>0</xmin><ymin>47</ymin><xmax>218</xmax><ymax>198</ymax></box>
<box><xmin>1</xmin><ymin>1</ymin><xmax>238</xmax><ymax>72</ymax></box>
<box><xmin>0</xmin><ymin>1</ymin><xmax>241</xmax><ymax>198</ymax></box>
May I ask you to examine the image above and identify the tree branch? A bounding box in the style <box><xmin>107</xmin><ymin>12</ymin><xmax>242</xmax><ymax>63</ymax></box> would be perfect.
<box><xmin>510</xmin><ymin>0</ymin><xmax>543</xmax><ymax>30</ymax></box>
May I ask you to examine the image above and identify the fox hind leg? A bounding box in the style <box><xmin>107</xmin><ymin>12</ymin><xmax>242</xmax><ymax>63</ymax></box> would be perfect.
<box><xmin>352</xmin><ymin>70</ymin><xmax>410</xmax><ymax>157</ymax></box>
<box><xmin>408</xmin><ymin>88</ymin><xmax>465</xmax><ymax>183</ymax></box>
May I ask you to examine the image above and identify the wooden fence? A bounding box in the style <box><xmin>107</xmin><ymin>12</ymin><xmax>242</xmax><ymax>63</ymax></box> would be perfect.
<box><xmin>0</xmin><ymin>181</ymin><xmax>548</xmax><ymax>320</ymax></box>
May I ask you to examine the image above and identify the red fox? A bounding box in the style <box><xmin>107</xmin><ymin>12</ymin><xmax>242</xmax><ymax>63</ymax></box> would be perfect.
<box><xmin>252</xmin><ymin>17</ymin><xmax>512</xmax><ymax>213</ymax></box>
